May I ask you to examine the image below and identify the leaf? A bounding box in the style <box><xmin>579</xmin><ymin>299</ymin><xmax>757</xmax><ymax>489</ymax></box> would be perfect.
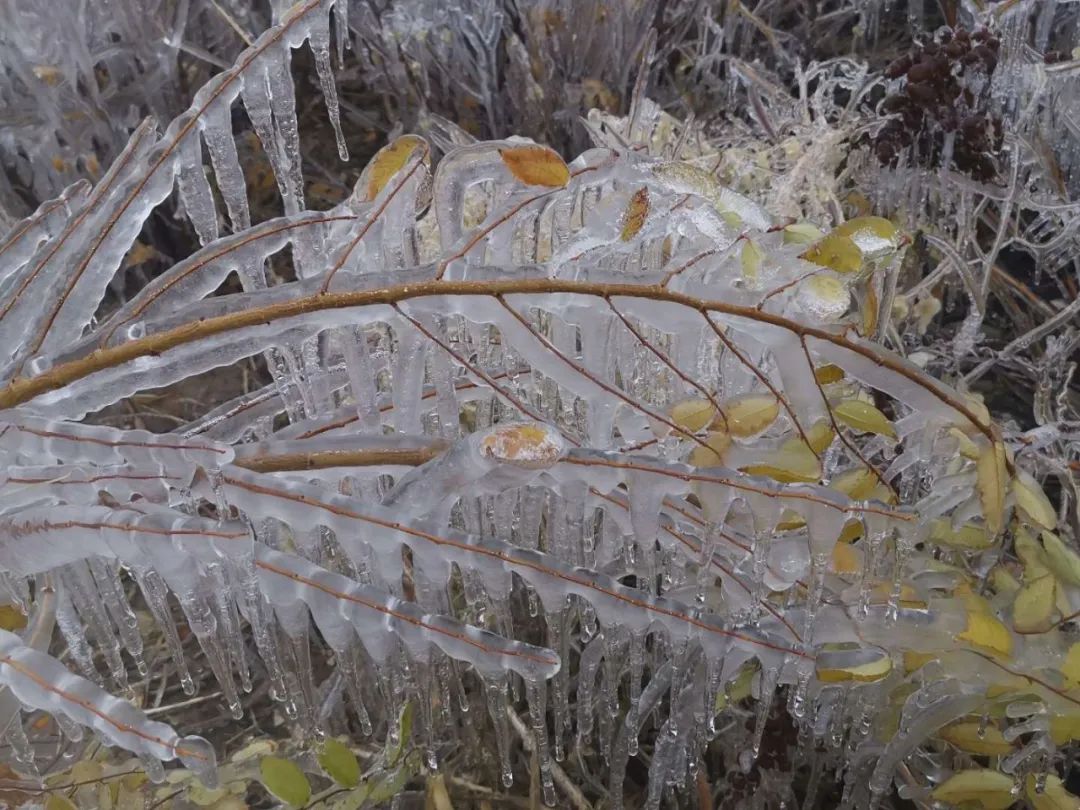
<box><xmin>931</xmin><ymin>770</ymin><xmax>1016</xmax><ymax>809</ymax></box>
<box><xmin>957</xmin><ymin>609</ymin><xmax>1013</xmax><ymax>659</ymax></box>
<box><xmin>669</xmin><ymin>398</ymin><xmax>716</xmax><ymax>433</ymax></box>
<box><xmin>1051</xmin><ymin>714</ymin><xmax>1080</xmax><ymax>745</ymax></box>
<box><xmin>832</xmin><ymin>399</ymin><xmax>896</xmax><ymax>439</ymax></box>
<box><xmin>387</xmin><ymin>701</ymin><xmax>414</xmax><ymax>767</ymax></box>
<box><xmin>740</xmin><ymin>440</ymin><xmax>821</xmax><ymax>484</ymax></box>
<box><xmin>499</xmin><ymin>145</ymin><xmax>570</xmax><ymax>188</ymax></box>
<box><xmin>831</xmin><ymin>216</ymin><xmax>901</xmax><ymax>260</ymax></box>
<box><xmin>1013</xmin><ymin>470</ymin><xmax>1058</xmax><ymax>530</ymax></box>
<box><xmin>0</xmin><ymin>604</ymin><xmax>27</xmax><ymax>631</ymax></box>
<box><xmin>1062</xmin><ymin>643</ymin><xmax>1080</xmax><ymax>686</ymax></box>
<box><xmin>1012</xmin><ymin>575</ymin><xmax>1056</xmax><ymax>633</ymax></box>
<box><xmin>620</xmin><ymin>187</ymin><xmax>650</xmax><ymax>241</ymax></box>
<box><xmin>1040</xmin><ymin>531</ymin><xmax>1080</xmax><ymax>588</ymax></box>
<box><xmin>46</xmin><ymin>797</ymin><xmax>78</xmax><ymax>810</ymax></box>
<box><xmin>814</xmin><ymin>364</ymin><xmax>845</xmax><ymax>384</ymax></box>
<box><xmin>798</xmin><ymin>274</ymin><xmax>851</xmax><ymax>321</ymax></box>
<box><xmin>427</xmin><ymin>774</ymin><xmax>455</xmax><ymax>810</ymax></box>
<box><xmin>804</xmin><ymin>420</ymin><xmax>836</xmax><ymax>454</ymax></box>
<box><xmin>1016</xmin><ymin>527</ymin><xmax>1052</xmax><ymax>578</ymax></box>
<box><xmin>714</xmin><ymin>661</ymin><xmax>757</xmax><ymax>712</ymax></box>
<box><xmin>801</xmin><ymin>232</ymin><xmax>862</xmax><ymax>274</ymax></box>
<box><xmin>939</xmin><ymin>721</ymin><xmax>1015</xmax><ymax>756</ymax></box>
<box><xmin>976</xmin><ymin>439</ymin><xmax>1008</xmax><ymax>536</ymax></box>
<box><xmin>830</xmin><ymin>468</ymin><xmax>877</xmax><ymax>500</ymax></box>
<box><xmin>740</xmin><ymin>239</ymin><xmax>764</xmax><ymax>282</ymax></box>
<box><xmin>367</xmin><ymin>762</ymin><xmax>415</xmax><ymax>804</ymax></box>
<box><xmin>259</xmin><ymin>756</ymin><xmax>311</xmax><ymax>808</ymax></box>
<box><xmin>722</xmin><ymin>394</ymin><xmax>780</xmax><ymax>437</ymax></box>
<box><xmin>318</xmin><ymin>738</ymin><xmax>361</xmax><ymax>789</ymax></box>
<box><xmin>364</xmin><ymin>135</ymin><xmax>428</xmax><ymax>201</ymax></box>
<box><xmin>1027</xmin><ymin>774</ymin><xmax>1080</xmax><ymax>810</ymax></box>
<box><xmin>831</xmin><ymin>541</ymin><xmax>862</xmax><ymax>575</ymax></box>
<box><xmin>815</xmin><ymin>645</ymin><xmax>892</xmax><ymax>683</ymax></box>
<box><xmin>782</xmin><ymin>222</ymin><xmax>823</xmax><ymax>244</ymax></box>
<box><xmin>688</xmin><ymin>430</ymin><xmax>731</xmax><ymax>468</ymax></box>
<box><xmin>928</xmin><ymin>519</ymin><xmax>995</xmax><ymax>550</ymax></box>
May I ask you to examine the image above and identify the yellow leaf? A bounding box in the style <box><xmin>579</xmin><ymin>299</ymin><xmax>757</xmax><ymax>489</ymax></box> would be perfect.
<box><xmin>862</xmin><ymin>281</ymin><xmax>879</xmax><ymax>336</ymax></box>
<box><xmin>957</xmin><ymin>609</ymin><xmax>1013</xmax><ymax>658</ymax></box>
<box><xmin>1040</xmin><ymin>531</ymin><xmax>1080</xmax><ymax>588</ymax></box>
<box><xmin>1027</xmin><ymin>774</ymin><xmax>1080</xmax><ymax>810</ymax></box>
<box><xmin>620</xmin><ymin>187</ymin><xmax>650</xmax><ymax>241</ymax></box>
<box><xmin>804</xmin><ymin>420</ymin><xmax>836</xmax><ymax>454</ymax></box>
<box><xmin>1061</xmin><ymin>643</ymin><xmax>1080</xmax><ymax>687</ymax></box>
<box><xmin>932</xmin><ymin>770</ymin><xmax>1016</xmax><ymax>809</ymax></box>
<box><xmin>670</xmin><ymin>398</ymin><xmax>716</xmax><ymax>433</ymax></box>
<box><xmin>1012</xmin><ymin>575</ymin><xmax>1056</xmax><ymax>633</ymax></box>
<box><xmin>831</xmin><ymin>216</ymin><xmax>901</xmax><ymax>260</ymax></box>
<box><xmin>740</xmin><ymin>441</ymin><xmax>821</xmax><ymax>483</ymax></box>
<box><xmin>815</xmin><ymin>645</ymin><xmax>892</xmax><ymax>683</ymax></box>
<box><xmin>721</xmin><ymin>394</ymin><xmax>780</xmax><ymax>437</ymax></box>
<box><xmin>814</xmin><ymin>364</ymin><xmax>845</xmax><ymax>384</ymax></box>
<box><xmin>903</xmin><ymin>650</ymin><xmax>937</xmax><ymax>672</ymax></box>
<box><xmin>976</xmin><ymin>439</ymin><xmax>1008</xmax><ymax>535</ymax></box>
<box><xmin>782</xmin><ymin>222</ymin><xmax>823</xmax><ymax>244</ymax></box>
<box><xmin>740</xmin><ymin>239</ymin><xmax>764</xmax><ymax>282</ymax></box>
<box><xmin>798</xmin><ymin>274</ymin><xmax>851</xmax><ymax>321</ymax></box>
<box><xmin>479</xmin><ymin>424</ymin><xmax>564</xmax><ymax>469</ymax></box>
<box><xmin>949</xmin><ymin>426</ymin><xmax>981</xmax><ymax>460</ymax></box>
<box><xmin>940</xmin><ymin>721</ymin><xmax>1015</xmax><ymax>756</ymax></box>
<box><xmin>838</xmin><ymin>518</ymin><xmax>864</xmax><ymax>544</ymax></box>
<box><xmin>832</xmin><ymin>541</ymin><xmax>862</xmax><ymax>575</ymax></box>
<box><xmin>0</xmin><ymin>604</ymin><xmax>27</xmax><ymax>632</ymax></box>
<box><xmin>928</xmin><ymin>519</ymin><xmax>995</xmax><ymax>550</ymax></box>
<box><xmin>1012</xmin><ymin>470</ymin><xmax>1058</xmax><ymax>530</ymax></box>
<box><xmin>1016</xmin><ymin>527</ymin><xmax>1052</xmax><ymax>578</ymax></box>
<box><xmin>499</xmin><ymin>145</ymin><xmax>570</xmax><ymax>187</ymax></box>
<box><xmin>830</xmin><ymin>468</ymin><xmax>877</xmax><ymax>500</ymax></box>
<box><xmin>801</xmin><ymin>232</ymin><xmax>863</xmax><ymax>274</ymax></box>
<box><xmin>989</xmin><ymin>566</ymin><xmax>1022</xmax><ymax>596</ymax></box>
<box><xmin>363</xmin><ymin>135</ymin><xmax>428</xmax><ymax>201</ymax></box>
<box><xmin>832</xmin><ymin>399</ymin><xmax>896</xmax><ymax>439</ymax></box>
<box><xmin>689</xmin><ymin>431</ymin><xmax>731</xmax><ymax>468</ymax></box>
<box><xmin>1051</xmin><ymin>713</ymin><xmax>1080</xmax><ymax>745</ymax></box>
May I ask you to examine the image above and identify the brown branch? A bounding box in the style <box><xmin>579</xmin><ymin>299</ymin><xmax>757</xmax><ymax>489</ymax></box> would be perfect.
<box><xmin>234</xmin><ymin>446</ymin><xmax>443</xmax><ymax>473</ymax></box>
<box><xmin>0</xmin><ymin>278</ymin><xmax>996</xmax><ymax>449</ymax></box>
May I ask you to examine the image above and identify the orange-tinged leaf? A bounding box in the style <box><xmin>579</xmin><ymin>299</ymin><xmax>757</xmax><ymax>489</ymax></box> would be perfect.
<box><xmin>620</xmin><ymin>187</ymin><xmax>650</xmax><ymax>241</ymax></box>
<box><xmin>364</xmin><ymin>135</ymin><xmax>428</xmax><ymax>201</ymax></box>
<box><xmin>479</xmin><ymin>424</ymin><xmax>564</xmax><ymax>469</ymax></box>
<box><xmin>499</xmin><ymin>145</ymin><xmax>570</xmax><ymax>187</ymax></box>
<box><xmin>976</xmin><ymin>439</ymin><xmax>1008</xmax><ymax>535</ymax></box>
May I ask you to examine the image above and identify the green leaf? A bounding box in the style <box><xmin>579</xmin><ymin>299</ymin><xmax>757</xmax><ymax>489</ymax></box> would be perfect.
<box><xmin>259</xmin><ymin>756</ymin><xmax>311</xmax><ymax>807</ymax></box>
<box><xmin>386</xmin><ymin>701</ymin><xmax>413</xmax><ymax>767</ymax></box>
<box><xmin>368</xmin><ymin>763</ymin><xmax>415</xmax><ymax>804</ymax></box>
<box><xmin>318</xmin><ymin>738</ymin><xmax>361</xmax><ymax>789</ymax></box>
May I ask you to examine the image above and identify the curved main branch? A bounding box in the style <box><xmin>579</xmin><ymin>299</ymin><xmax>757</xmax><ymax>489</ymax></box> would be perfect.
<box><xmin>0</xmin><ymin>279</ymin><xmax>993</xmax><ymax>445</ymax></box>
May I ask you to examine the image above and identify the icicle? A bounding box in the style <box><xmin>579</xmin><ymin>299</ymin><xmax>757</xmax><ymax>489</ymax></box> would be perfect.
<box><xmin>200</xmin><ymin>104</ymin><xmax>251</xmax><ymax>232</ymax></box>
<box><xmin>626</xmin><ymin>630</ymin><xmax>645</xmax><ymax>756</ymax></box>
<box><xmin>207</xmin><ymin>562</ymin><xmax>251</xmax><ymax>694</ymax></box>
<box><xmin>176</xmin><ymin>132</ymin><xmax>219</xmax><ymax>245</ymax></box>
<box><xmin>4</xmin><ymin>714</ymin><xmax>37</xmax><ymax>774</ymax></box>
<box><xmin>87</xmin><ymin>558</ymin><xmax>146</xmax><ymax>676</ymax></box>
<box><xmin>54</xmin><ymin>585</ymin><xmax>101</xmax><ymax>685</ymax></box>
<box><xmin>337</xmin><ymin>644</ymin><xmax>374</xmax><ymax>736</ymax></box>
<box><xmin>64</xmin><ymin>563</ymin><xmax>129</xmax><ymax>692</ymax></box>
<box><xmin>178</xmin><ymin>592</ymin><xmax>242</xmax><ymax>719</ymax></box>
<box><xmin>526</xmin><ymin>679</ymin><xmax>556</xmax><ymax>806</ymax></box>
<box><xmin>309</xmin><ymin>14</ymin><xmax>348</xmax><ymax>162</ymax></box>
<box><xmin>743</xmin><ymin>664</ymin><xmax>780</xmax><ymax>772</ymax></box>
<box><xmin>484</xmin><ymin>676</ymin><xmax>514</xmax><ymax>788</ymax></box>
<box><xmin>133</xmin><ymin>567</ymin><xmax>194</xmax><ymax>695</ymax></box>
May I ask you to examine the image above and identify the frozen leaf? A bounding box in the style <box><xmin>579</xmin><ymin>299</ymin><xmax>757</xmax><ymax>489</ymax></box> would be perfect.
<box><xmin>479</xmin><ymin>424</ymin><xmax>565</xmax><ymax>469</ymax></box>
<box><xmin>1061</xmin><ymin>643</ymin><xmax>1080</xmax><ymax>686</ymax></box>
<box><xmin>367</xmin><ymin>762</ymin><xmax>415</xmax><ymax>804</ymax></box>
<box><xmin>620</xmin><ymin>187</ymin><xmax>650</xmax><ymax>241</ymax></box>
<box><xmin>782</xmin><ymin>222</ymin><xmax>823</xmax><ymax>244</ymax></box>
<box><xmin>1012</xmin><ymin>470</ymin><xmax>1057</xmax><ymax>530</ymax></box>
<box><xmin>1012</xmin><ymin>575</ymin><xmax>1056</xmax><ymax>633</ymax></box>
<box><xmin>949</xmin><ymin>426</ymin><xmax>981</xmax><ymax>460</ymax></box>
<box><xmin>670</xmin><ymin>398</ymin><xmax>716</xmax><ymax>433</ymax></box>
<box><xmin>1016</xmin><ymin>527</ymin><xmax>1052</xmax><ymax>578</ymax></box>
<box><xmin>928</xmin><ymin>519</ymin><xmax>995</xmax><ymax>550</ymax></box>
<box><xmin>831</xmin><ymin>216</ymin><xmax>901</xmax><ymax>260</ymax></box>
<box><xmin>814</xmin><ymin>364</ymin><xmax>845</xmax><ymax>384</ymax></box>
<box><xmin>976</xmin><ymin>439</ymin><xmax>1008</xmax><ymax>535</ymax></box>
<box><xmin>931</xmin><ymin>770</ymin><xmax>1016</xmax><ymax>809</ymax></box>
<box><xmin>689</xmin><ymin>430</ymin><xmax>732</xmax><ymax>468</ymax></box>
<box><xmin>259</xmin><ymin>757</ymin><xmax>310</xmax><ymax>807</ymax></box>
<box><xmin>801</xmin><ymin>232</ymin><xmax>862</xmax><ymax>274</ymax></box>
<box><xmin>940</xmin><ymin>722</ymin><xmax>1014</xmax><ymax>756</ymax></box>
<box><xmin>1040</xmin><ymin>531</ymin><xmax>1080</xmax><ymax>588</ymax></box>
<box><xmin>499</xmin><ymin>145</ymin><xmax>570</xmax><ymax>187</ymax></box>
<box><xmin>832</xmin><ymin>541</ymin><xmax>862</xmax><ymax>575</ymax></box>
<box><xmin>714</xmin><ymin>662</ymin><xmax>757</xmax><ymax>712</ymax></box>
<box><xmin>957</xmin><ymin>609</ymin><xmax>1013</xmax><ymax>658</ymax></box>
<box><xmin>1051</xmin><ymin>714</ymin><xmax>1080</xmax><ymax>745</ymax></box>
<box><xmin>722</xmin><ymin>394</ymin><xmax>780</xmax><ymax>437</ymax></box>
<box><xmin>804</xmin><ymin>420</ymin><xmax>836</xmax><ymax>454</ymax></box>
<box><xmin>318</xmin><ymin>738</ymin><xmax>360</xmax><ymax>789</ymax></box>
<box><xmin>741</xmin><ymin>440</ymin><xmax>821</xmax><ymax>483</ymax></box>
<box><xmin>741</xmin><ymin>239</ymin><xmax>764</xmax><ymax>282</ymax></box>
<box><xmin>990</xmin><ymin>566</ymin><xmax>1022</xmax><ymax>596</ymax></box>
<box><xmin>387</xmin><ymin>701</ymin><xmax>414</xmax><ymax>767</ymax></box>
<box><xmin>363</xmin><ymin>135</ymin><xmax>428</xmax><ymax>201</ymax></box>
<box><xmin>46</xmin><ymin>797</ymin><xmax>77</xmax><ymax>810</ymax></box>
<box><xmin>832</xmin><ymin>399</ymin><xmax>896</xmax><ymax>438</ymax></box>
<box><xmin>0</xmin><ymin>604</ymin><xmax>27</xmax><ymax>631</ymax></box>
<box><xmin>798</xmin><ymin>274</ymin><xmax>850</xmax><ymax>321</ymax></box>
<box><xmin>1026</xmin><ymin>774</ymin><xmax>1080</xmax><ymax>810</ymax></box>
<box><xmin>815</xmin><ymin>645</ymin><xmax>892</xmax><ymax>683</ymax></box>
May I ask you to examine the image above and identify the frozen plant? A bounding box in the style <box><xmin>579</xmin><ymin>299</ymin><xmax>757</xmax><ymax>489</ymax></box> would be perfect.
<box><xmin>0</xmin><ymin>2</ymin><xmax>1079</xmax><ymax>809</ymax></box>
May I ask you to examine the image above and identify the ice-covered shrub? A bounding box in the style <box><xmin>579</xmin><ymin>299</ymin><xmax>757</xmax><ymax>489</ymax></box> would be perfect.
<box><xmin>1</xmin><ymin>1</ymin><xmax>1079</xmax><ymax>809</ymax></box>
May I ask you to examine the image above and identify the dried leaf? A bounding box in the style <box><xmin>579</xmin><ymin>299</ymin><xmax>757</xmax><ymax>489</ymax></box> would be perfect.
<box><xmin>364</xmin><ymin>135</ymin><xmax>428</xmax><ymax>201</ymax></box>
<box><xmin>931</xmin><ymin>770</ymin><xmax>1016</xmax><ymax>810</ymax></box>
<box><xmin>499</xmin><ymin>145</ymin><xmax>570</xmax><ymax>187</ymax></box>
<box><xmin>620</xmin><ymin>187</ymin><xmax>650</xmax><ymax>241</ymax></box>
<box><xmin>259</xmin><ymin>757</ymin><xmax>311</xmax><ymax>808</ymax></box>
<box><xmin>722</xmin><ymin>394</ymin><xmax>780</xmax><ymax>437</ymax></box>
<box><xmin>976</xmin><ymin>439</ymin><xmax>1008</xmax><ymax>535</ymax></box>
<box><xmin>832</xmin><ymin>399</ymin><xmax>896</xmax><ymax>438</ymax></box>
<box><xmin>940</xmin><ymin>722</ymin><xmax>1014</xmax><ymax>756</ymax></box>
<box><xmin>1012</xmin><ymin>575</ymin><xmax>1056</xmax><ymax>633</ymax></box>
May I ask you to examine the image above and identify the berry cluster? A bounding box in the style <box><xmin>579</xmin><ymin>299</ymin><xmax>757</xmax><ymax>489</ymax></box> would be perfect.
<box><xmin>872</xmin><ymin>27</ymin><xmax>1002</xmax><ymax>182</ymax></box>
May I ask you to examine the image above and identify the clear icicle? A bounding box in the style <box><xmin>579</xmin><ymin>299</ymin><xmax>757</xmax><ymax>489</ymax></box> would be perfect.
<box><xmin>484</xmin><ymin>676</ymin><xmax>514</xmax><ymax>788</ymax></box>
<box><xmin>309</xmin><ymin>14</ymin><xmax>348</xmax><ymax>162</ymax></box>
<box><xmin>133</xmin><ymin>567</ymin><xmax>194</xmax><ymax>695</ymax></box>
<box><xmin>526</xmin><ymin>679</ymin><xmax>557</xmax><ymax>806</ymax></box>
